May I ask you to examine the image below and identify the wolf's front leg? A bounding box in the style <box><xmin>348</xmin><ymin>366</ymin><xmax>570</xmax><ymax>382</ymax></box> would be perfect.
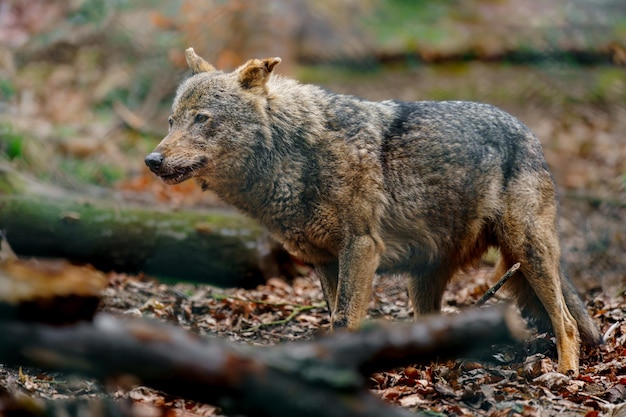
<box><xmin>314</xmin><ymin>261</ymin><xmax>339</xmax><ymax>317</ymax></box>
<box><xmin>333</xmin><ymin>235</ymin><xmax>380</xmax><ymax>329</ymax></box>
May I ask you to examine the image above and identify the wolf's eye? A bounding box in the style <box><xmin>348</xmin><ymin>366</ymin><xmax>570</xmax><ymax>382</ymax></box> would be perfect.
<box><xmin>168</xmin><ymin>117</ymin><xmax>174</xmax><ymax>128</ymax></box>
<box><xmin>194</xmin><ymin>114</ymin><xmax>209</xmax><ymax>124</ymax></box>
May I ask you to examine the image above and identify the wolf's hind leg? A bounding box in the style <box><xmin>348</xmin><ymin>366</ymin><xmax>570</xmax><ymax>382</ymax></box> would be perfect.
<box><xmin>408</xmin><ymin>263</ymin><xmax>454</xmax><ymax>316</ymax></box>
<box><xmin>498</xmin><ymin>204</ymin><xmax>581</xmax><ymax>375</ymax></box>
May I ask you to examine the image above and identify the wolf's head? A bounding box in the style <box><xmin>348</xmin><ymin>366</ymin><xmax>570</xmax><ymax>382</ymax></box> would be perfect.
<box><xmin>145</xmin><ymin>48</ymin><xmax>281</xmax><ymax>189</ymax></box>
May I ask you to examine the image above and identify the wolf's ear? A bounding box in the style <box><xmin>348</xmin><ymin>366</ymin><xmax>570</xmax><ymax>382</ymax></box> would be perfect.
<box><xmin>185</xmin><ymin>47</ymin><xmax>215</xmax><ymax>74</ymax></box>
<box><xmin>236</xmin><ymin>57</ymin><xmax>281</xmax><ymax>92</ymax></box>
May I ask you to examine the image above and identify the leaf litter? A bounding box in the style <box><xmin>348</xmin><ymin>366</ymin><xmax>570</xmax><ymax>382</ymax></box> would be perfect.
<box><xmin>3</xmin><ymin>263</ymin><xmax>623</xmax><ymax>417</ymax></box>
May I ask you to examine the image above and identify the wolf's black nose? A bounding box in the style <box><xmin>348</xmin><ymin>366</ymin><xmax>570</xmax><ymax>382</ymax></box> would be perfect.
<box><xmin>145</xmin><ymin>152</ymin><xmax>164</xmax><ymax>170</ymax></box>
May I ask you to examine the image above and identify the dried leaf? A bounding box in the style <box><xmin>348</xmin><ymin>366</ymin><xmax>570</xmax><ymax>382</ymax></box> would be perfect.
<box><xmin>606</xmin><ymin>384</ymin><xmax>626</xmax><ymax>404</ymax></box>
<box><xmin>533</xmin><ymin>372</ymin><xmax>571</xmax><ymax>389</ymax></box>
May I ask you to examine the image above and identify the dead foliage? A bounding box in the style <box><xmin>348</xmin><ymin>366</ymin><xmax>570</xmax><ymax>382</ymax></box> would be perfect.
<box><xmin>1</xmin><ymin>267</ymin><xmax>623</xmax><ymax>416</ymax></box>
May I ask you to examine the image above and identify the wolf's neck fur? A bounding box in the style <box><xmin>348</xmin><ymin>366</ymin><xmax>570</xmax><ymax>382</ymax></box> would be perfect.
<box><xmin>208</xmin><ymin>78</ymin><xmax>326</xmax><ymax>220</ymax></box>
<box><xmin>211</xmin><ymin>76</ymin><xmax>395</xmax><ymax>231</ymax></box>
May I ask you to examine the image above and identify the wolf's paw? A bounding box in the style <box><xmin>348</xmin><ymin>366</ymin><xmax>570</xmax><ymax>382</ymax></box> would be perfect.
<box><xmin>330</xmin><ymin>313</ymin><xmax>348</xmax><ymax>330</ymax></box>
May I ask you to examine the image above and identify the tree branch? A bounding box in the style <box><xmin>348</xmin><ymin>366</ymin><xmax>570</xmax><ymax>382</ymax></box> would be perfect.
<box><xmin>0</xmin><ymin>305</ymin><xmax>526</xmax><ymax>417</ymax></box>
<box><xmin>475</xmin><ymin>262</ymin><xmax>520</xmax><ymax>307</ymax></box>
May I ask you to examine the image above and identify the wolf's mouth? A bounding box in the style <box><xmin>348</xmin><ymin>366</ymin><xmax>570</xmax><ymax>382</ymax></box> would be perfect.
<box><xmin>158</xmin><ymin>167</ymin><xmax>195</xmax><ymax>184</ymax></box>
<box><xmin>156</xmin><ymin>157</ymin><xmax>209</xmax><ymax>185</ymax></box>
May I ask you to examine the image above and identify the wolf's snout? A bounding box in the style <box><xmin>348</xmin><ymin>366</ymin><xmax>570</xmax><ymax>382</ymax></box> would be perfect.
<box><xmin>145</xmin><ymin>152</ymin><xmax>164</xmax><ymax>171</ymax></box>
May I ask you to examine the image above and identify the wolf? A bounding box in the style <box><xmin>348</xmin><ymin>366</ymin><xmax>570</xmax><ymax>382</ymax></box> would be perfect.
<box><xmin>145</xmin><ymin>48</ymin><xmax>601</xmax><ymax>375</ymax></box>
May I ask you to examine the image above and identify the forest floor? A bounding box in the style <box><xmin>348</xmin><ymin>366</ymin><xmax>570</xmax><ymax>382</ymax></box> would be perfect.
<box><xmin>1</xmin><ymin>2</ymin><xmax>625</xmax><ymax>415</ymax></box>
<box><xmin>1</xmin><ymin>265</ymin><xmax>625</xmax><ymax>416</ymax></box>
<box><xmin>1</xmin><ymin>63</ymin><xmax>625</xmax><ymax>417</ymax></box>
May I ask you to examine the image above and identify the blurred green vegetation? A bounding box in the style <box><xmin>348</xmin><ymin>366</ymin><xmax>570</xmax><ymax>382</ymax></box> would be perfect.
<box><xmin>0</xmin><ymin>0</ymin><xmax>622</xmax><ymax>288</ymax></box>
<box><xmin>365</xmin><ymin>0</ymin><xmax>461</xmax><ymax>55</ymax></box>
<box><xmin>0</xmin><ymin>124</ymin><xmax>23</xmax><ymax>160</ymax></box>
<box><xmin>0</xmin><ymin>0</ymin><xmax>624</xmax><ymax>193</ymax></box>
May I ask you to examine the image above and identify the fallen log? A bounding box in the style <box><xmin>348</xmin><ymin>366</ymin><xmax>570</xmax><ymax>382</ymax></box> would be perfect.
<box><xmin>0</xmin><ymin>162</ymin><xmax>277</xmax><ymax>288</ymax></box>
<box><xmin>0</xmin><ymin>306</ymin><xmax>525</xmax><ymax>417</ymax></box>
<box><xmin>0</xmin><ymin>261</ymin><xmax>526</xmax><ymax>417</ymax></box>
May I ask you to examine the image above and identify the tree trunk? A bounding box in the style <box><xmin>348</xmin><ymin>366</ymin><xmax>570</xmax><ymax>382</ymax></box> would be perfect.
<box><xmin>0</xmin><ymin>306</ymin><xmax>524</xmax><ymax>417</ymax></box>
<box><xmin>0</xmin><ymin>163</ymin><xmax>274</xmax><ymax>288</ymax></box>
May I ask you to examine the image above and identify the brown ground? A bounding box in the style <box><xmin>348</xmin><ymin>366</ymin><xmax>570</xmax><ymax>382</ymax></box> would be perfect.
<box><xmin>3</xmin><ymin>265</ymin><xmax>624</xmax><ymax>416</ymax></box>
<box><xmin>1</xmin><ymin>63</ymin><xmax>625</xmax><ymax>417</ymax></box>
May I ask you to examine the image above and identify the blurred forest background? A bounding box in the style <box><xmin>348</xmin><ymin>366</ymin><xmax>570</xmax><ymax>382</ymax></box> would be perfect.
<box><xmin>0</xmin><ymin>0</ymin><xmax>624</xmax><ymax>291</ymax></box>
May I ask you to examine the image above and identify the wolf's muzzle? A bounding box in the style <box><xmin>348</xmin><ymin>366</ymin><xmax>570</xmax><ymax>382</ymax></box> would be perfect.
<box><xmin>145</xmin><ymin>152</ymin><xmax>164</xmax><ymax>171</ymax></box>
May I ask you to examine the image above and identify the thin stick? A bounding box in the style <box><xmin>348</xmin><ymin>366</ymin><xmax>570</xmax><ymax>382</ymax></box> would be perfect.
<box><xmin>211</xmin><ymin>292</ymin><xmax>321</xmax><ymax>308</ymax></box>
<box><xmin>248</xmin><ymin>302</ymin><xmax>327</xmax><ymax>332</ymax></box>
<box><xmin>603</xmin><ymin>320</ymin><xmax>622</xmax><ymax>343</ymax></box>
<box><xmin>475</xmin><ymin>262</ymin><xmax>520</xmax><ymax>307</ymax></box>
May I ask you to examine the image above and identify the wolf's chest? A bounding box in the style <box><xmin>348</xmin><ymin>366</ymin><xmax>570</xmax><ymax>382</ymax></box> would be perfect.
<box><xmin>262</xmin><ymin>207</ymin><xmax>341</xmax><ymax>264</ymax></box>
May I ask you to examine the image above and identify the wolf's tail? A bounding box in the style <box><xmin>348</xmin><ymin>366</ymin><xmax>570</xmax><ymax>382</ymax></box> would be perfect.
<box><xmin>560</xmin><ymin>271</ymin><xmax>603</xmax><ymax>346</ymax></box>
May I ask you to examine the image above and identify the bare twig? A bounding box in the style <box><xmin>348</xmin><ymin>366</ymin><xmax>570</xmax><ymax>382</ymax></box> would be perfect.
<box><xmin>248</xmin><ymin>302</ymin><xmax>326</xmax><ymax>332</ymax></box>
<box><xmin>603</xmin><ymin>320</ymin><xmax>622</xmax><ymax>343</ymax></box>
<box><xmin>0</xmin><ymin>230</ymin><xmax>17</xmax><ymax>261</ymax></box>
<box><xmin>211</xmin><ymin>292</ymin><xmax>323</xmax><ymax>308</ymax></box>
<box><xmin>475</xmin><ymin>262</ymin><xmax>520</xmax><ymax>307</ymax></box>
<box><xmin>113</xmin><ymin>100</ymin><xmax>147</xmax><ymax>131</ymax></box>
<box><xmin>112</xmin><ymin>100</ymin><xmax>166</xmax><ymax>137</ymax></box>
<box><xmin>209</xmin><ymin>292</ymin><xmax>328</xmax><ymax>332</ymax></box>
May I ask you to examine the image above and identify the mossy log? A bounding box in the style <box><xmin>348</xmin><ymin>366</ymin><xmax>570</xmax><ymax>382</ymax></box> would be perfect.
<box><xmin>0</xmin><ymin>306</ymin><xmax>524</xmax><ymax>417</ymax></box>
<box><xmin>0</xmin><ymin>163</ymin><xmax>271</xmax><ymax>288</ymax></box>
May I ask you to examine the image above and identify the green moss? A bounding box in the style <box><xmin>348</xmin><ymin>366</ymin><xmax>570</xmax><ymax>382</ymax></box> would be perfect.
<box><xmin>0</xmin><ymin>124</ymin><xmax>24</xmax><ymax>160</ymax></box>
<box><xmin>0</xmin><ymin>193</ymin><xmax>265</xmax><ymax>286</ymax></box>
<box><xmin>590</xmin><ymin>68</ymin><xmax>626</xmax><ymax>103</ymax></box>
<box><xmin>59</xmin><ymin>158</ymin><xmax>124</xmax><ymax>186</ymax></box>
<box><xmin>365</xmin><ymin>0</ymin><xmax>455</xmax><ymax>49</ymax></box>
<box><xmin>0</xmin><ymin>79</ymin><xmax>15</xmax><ymax>101</ymax></box>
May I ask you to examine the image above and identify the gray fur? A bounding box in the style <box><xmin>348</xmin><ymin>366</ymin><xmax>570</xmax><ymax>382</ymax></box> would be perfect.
<box><xmin>146</xmin><ymin>50</ymin><xmax>601</xmax><ymax>375</ymax></box>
